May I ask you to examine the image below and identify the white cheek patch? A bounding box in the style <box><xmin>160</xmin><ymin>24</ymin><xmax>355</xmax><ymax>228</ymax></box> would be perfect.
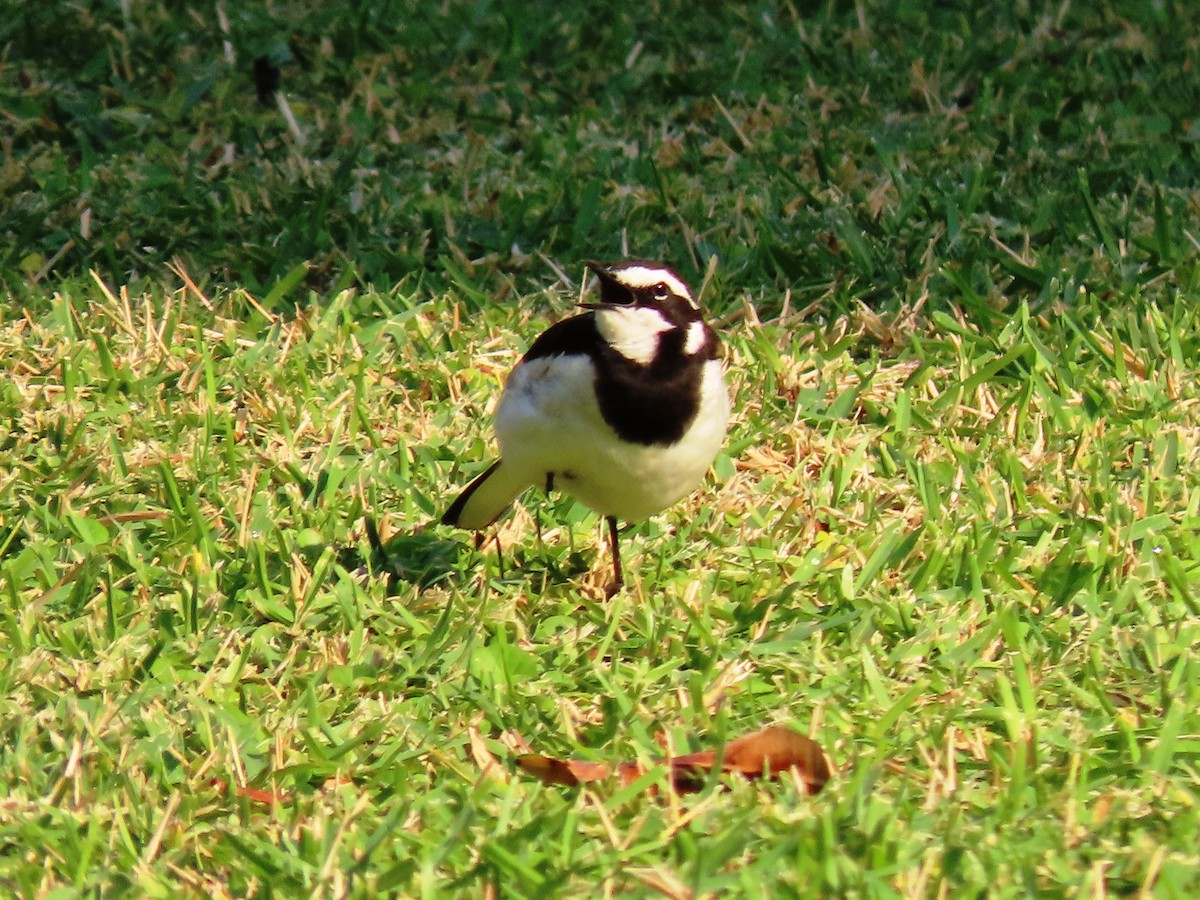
<box><xmin>683</xmin><ymin>320</ymin><xmax>708</xmax><ymax>355</ymax></box>
<box><xmin>610</xmin><ymin>266</ymin><xmax>695</xmax><ymax>306</ymax></box>
<box><xmin>595</xmin><ymin>307</ymin><xmax>672</xmax><ymax>365</ymax></box>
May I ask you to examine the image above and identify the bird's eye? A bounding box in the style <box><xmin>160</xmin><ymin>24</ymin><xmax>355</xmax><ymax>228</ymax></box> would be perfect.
<box><xmin>653</xmin><ymin>282</ymin><xmax>670</xmax><ymax>299</ymax></box>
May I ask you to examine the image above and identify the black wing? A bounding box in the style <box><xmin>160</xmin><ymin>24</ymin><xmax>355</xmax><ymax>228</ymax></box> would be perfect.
<box><xmin>520</xmin><ymin>312</ymin><xmax>600</xmax><ymax>362</ymax></box>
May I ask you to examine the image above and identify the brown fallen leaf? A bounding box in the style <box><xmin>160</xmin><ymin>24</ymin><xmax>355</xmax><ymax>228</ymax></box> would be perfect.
<box><xmin>673</xmin><ymin>725</ymin><xmax>831</xmax><ymax>794</ymax></box>
<box><xmin>515</xmin><ymin>755</ymin><xmax>611</xmax><ymax>786</ymax></box>
<box><xmin>516</xmin><ymin>725</ymin><xmax>830</xmax><ymax>795</ymax></box>
<box><xmin>209</xmin><ymin>777</ymin><xmax>288</xmax><ymax>805</ymax></box>
<box><xmin>207</xmin><ymin>774</ymin><xmax>354</xmax><ymax>806</ymax></box>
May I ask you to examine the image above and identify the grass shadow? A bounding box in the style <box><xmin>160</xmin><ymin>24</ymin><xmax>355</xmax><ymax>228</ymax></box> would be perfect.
<box><xmin>352</xmin><ymin>518</ymin><xmax>464</xmax><ymax>590</ymax></box>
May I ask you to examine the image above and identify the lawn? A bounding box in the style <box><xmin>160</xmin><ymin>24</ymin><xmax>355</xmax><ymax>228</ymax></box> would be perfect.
<box><xmin>2</xmin><ymin>0</ymin><xmax>1199</xmax><ymax>895</ymax></box>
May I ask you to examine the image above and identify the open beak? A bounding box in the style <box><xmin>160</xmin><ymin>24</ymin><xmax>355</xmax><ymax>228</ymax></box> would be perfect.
<box><xmin>581</xmin><ymin>260</ymin><xmax>633</xmax><ymax>308</ymax></box>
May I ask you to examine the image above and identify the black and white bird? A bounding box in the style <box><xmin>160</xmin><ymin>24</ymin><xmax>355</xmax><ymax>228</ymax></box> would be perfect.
<box><xmin>441</xmin><ymin>260</ymin><xmax>730</xmax><ymax>590</ymax></box>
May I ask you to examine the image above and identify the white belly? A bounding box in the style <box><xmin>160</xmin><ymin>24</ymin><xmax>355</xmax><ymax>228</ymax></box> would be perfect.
<box><xmin>494</xmin><ymin>356</ymin><xmax>729</xmax><ymax>521</ymax></box>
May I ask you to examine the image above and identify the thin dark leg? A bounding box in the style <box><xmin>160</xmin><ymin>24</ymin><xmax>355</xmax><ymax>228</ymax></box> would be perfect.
<box><xmin>539</xmin><ymin>473</ymin><xmax>554</xmax><ymax>546</ymax></box>
<box><xmin>365</xmin><ymin>515</ymin><xmax>384</xmax><ymax>561</ymax></box>
<box><xmin>606</xmin><ymin>515</ymin><xmax>623</xmax><ymax>592</ymax></box>
<box><xmin>493</xmin><ymin>532</ymin><xmax>505</xmax><ymax>579</ymax></box>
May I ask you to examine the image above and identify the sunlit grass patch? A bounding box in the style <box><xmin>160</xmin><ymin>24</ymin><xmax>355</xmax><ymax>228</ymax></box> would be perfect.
<box><xmin>4</xmin><ymin>0</ymin><xmax>1200</xmax><ymax>894</ymax></box>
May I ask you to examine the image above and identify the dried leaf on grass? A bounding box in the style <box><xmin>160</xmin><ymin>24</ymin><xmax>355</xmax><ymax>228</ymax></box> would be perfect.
<box><xmin>209</xmin><ymin>778</ymin><xmax>288</xmax><ymax>805</ymax></box>
<box><xmin>516</xmin><ymin>725</ymin><xmax>831</xmax><ymax>795</ymax></box>
<box><xmin>512</xmin><ymin>755</ymin><xmax>613</xmax><ymax>787</ymax></box>
<box><xmin>209</xmin><ymin>774</ymin><xmax>355</xmax><ymax>806</ymax></box>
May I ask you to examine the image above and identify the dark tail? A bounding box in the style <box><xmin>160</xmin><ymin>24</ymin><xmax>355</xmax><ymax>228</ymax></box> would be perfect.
<box><xmin>442</xmin><ymin>460</ymin><xmax>527</xmax><ymax>529</ymax></box>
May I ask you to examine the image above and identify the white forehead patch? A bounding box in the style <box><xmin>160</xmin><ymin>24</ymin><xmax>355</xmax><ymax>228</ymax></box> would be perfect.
<box><xmin>609</xmin><ymin>265</ymin><xmax>696</xmax><ymax>306</ymax></box>
<box><xmin>595</xmin><ymin>306</ymin><xmax>672</xmax><ymax>365</ymax></box>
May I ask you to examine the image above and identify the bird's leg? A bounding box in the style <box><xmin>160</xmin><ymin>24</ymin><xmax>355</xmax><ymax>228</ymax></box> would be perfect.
<box><xmin>606</xmin><ymin>515</ymin><xmax>624</xmax><ymax>594</ymax></box>
<box><xmin>473</xmin><ymin>530</ymin><xmax>505</xmax><ymax>581</ymax></box>
<box><xmin>534</xmin><ymin>473</ymin><xmax>553</xmax><ymax>548</ymax></box>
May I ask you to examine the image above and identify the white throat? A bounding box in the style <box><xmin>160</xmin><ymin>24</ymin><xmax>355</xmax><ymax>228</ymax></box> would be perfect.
<box><xmin>594</xmin><ymin>307</ymin><xmax>672</xmax><ymax>365</ymax></box>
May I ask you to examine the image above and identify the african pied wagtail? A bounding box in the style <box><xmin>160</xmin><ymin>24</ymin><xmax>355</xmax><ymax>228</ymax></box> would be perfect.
<box><xmin>442</xmin><ymin>260</ymin><xmax>730</xmax><ymax>590</ymax></box>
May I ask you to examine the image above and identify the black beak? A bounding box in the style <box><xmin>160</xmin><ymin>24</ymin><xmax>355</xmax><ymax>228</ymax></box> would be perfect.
<box><xmin>584</xmin><ymin>260</ymin><xmax>634</xmax><ymax>307</ymax></box>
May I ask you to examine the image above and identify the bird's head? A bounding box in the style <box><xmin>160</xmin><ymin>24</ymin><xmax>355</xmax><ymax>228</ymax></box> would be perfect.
<box><xmin>583</xmin><ymin>260</ymin><xmax>711</xmax><ymax>365</ymax></box>
<box><xmin>584</xmin><ymin>260</ymin><xmax>698</xmax><ymax>310</ymax></box>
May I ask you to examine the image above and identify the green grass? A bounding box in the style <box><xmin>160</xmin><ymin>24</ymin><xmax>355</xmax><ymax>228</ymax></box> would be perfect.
<box><xmin>3</xmin><ymin>0</ymin><xmax>1200</xmax><ymax>895</ymax></box>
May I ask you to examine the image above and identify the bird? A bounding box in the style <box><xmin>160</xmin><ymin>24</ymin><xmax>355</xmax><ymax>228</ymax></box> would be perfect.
<box><xmin>440</xmin><ymin>259</ymin><xmax>730</xmax><ymax>591</ymax></box>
